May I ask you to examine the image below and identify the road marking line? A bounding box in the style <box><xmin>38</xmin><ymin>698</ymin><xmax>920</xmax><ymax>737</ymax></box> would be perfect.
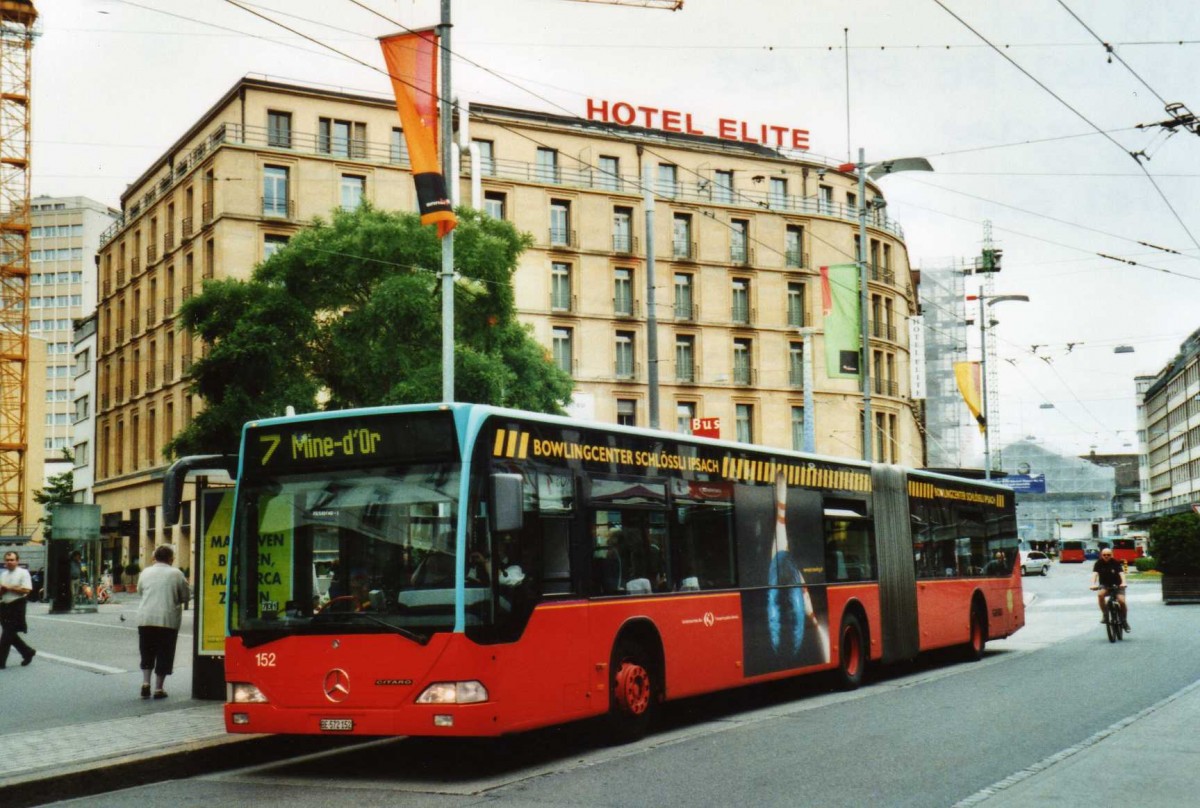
<box><xmin>33</xmin><ymin>651</ymin><xmax>128</xmax><ymax>674</ymax></box>
<box><xmin>29</xmin><ymin>614</ymin><xmax>193</xmax><ymax>639</ymax></box>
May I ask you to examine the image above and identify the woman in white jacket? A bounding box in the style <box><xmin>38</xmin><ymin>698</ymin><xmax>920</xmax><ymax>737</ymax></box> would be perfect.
<box><xmin>136</xmin><ymin>545</ymin><xmax>191</xmax><ymax>699</ymax></box>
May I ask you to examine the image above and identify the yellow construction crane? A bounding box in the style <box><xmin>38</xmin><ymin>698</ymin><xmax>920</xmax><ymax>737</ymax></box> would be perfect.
<box><xmin>0</xmin><ymin>0</ymin><xmax>36</xmax><ymax>537</ymax></box>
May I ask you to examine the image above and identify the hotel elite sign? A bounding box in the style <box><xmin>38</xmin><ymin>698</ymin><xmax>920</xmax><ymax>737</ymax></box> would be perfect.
<box><xmin>586</xmin><ymin>98</ymin><xmax>810</xmax><ymax>151</ymax></box>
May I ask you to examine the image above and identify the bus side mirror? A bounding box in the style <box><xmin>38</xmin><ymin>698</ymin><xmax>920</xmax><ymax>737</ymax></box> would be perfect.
<box><xmin>491</xmin><ymin>473</ymin><xmax>524</xmax><ymax>533</ymax></box>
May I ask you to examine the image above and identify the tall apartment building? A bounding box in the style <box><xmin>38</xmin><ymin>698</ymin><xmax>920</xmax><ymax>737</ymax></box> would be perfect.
<box><xmin>1137</xmin><ymin>326</ymin><xmax>1200</xmax><ymax>516</ymax></box>
<box><xmin>29</xmin><ymin>196</ymin><xmax>117</xmax><ymax>479</ymax></box>
<box><xmin>93</xmin><ymin>76</ymin><xmax>924</xmax><ymax>572</ymax></box>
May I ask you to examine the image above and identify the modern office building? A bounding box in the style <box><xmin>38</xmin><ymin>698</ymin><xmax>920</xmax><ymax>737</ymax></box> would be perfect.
<box><xmin>1136</xmin><ymin>327</ymin><xmax>1200</xmax><ymax>517</ymax></box>
<box><xmin>93</xmin><ymin>76</ymin><xmax>925</xmax><ymax>572</ymax></box>
<box><xmin>29</xmin><ymin>196</ymin><xmax>117</xmax><ymax>478</ymax></box>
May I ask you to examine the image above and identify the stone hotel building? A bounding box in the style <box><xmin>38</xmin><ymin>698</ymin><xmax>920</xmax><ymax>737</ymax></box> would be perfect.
<box><xmin>93</xmin><ymin>76</ymin><xmax>923</xmax><ymax>571</ymax></box>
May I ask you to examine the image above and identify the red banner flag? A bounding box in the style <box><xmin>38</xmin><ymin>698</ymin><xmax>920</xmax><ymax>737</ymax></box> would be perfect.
<box><xmin>380</xmin><ymin>30</ymin><xmax>457</xmax><ymax>237</ymax></box>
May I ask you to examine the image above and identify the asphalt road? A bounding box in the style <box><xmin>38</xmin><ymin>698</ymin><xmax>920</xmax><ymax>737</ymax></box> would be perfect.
<box><xmin>1</xmin><ymin>602</ymin><xmax>197</xmax><ymax>734</ymax></box>
<box><xmin>46</xmin><ymin>562</ymin><xmax>1197</xmax><ymax>807</ymax></box>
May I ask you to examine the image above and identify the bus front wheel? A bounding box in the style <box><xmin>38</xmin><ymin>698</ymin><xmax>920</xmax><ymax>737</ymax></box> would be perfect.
<box><xmin>605</xmin><ymin>640</ymin><xmax>657</xmax><ymax>743</ymax></box>
<box><xmin>835</xmin><ymin>613</ymin><xmax>866</xmax><ymax>690</ymax></box>
<box><xmin>964</xmin><ymin>602</ymin><xmax>987</xmax><ymax>661</ymax></box>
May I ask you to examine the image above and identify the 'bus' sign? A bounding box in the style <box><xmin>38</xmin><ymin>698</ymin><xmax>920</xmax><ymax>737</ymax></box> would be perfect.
<box><xmin>691</xmin><ymin>417</ymin><xmax>721</xmax><ymax>439</ymax></box>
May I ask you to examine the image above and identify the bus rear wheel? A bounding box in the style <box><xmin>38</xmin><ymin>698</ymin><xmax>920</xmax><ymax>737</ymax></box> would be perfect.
<box><xmin>605</xmin><ymin>640</ymin><xmax>657</xmax><ymax>743</ymax></box>
<box><xmin>835</xmin><ymin>614</ymin><xmax>866</xmax><ymax>690</ymax></box>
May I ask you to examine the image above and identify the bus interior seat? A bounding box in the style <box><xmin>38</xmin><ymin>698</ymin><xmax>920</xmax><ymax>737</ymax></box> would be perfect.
<box><xmin>679</xmin><ymin>576</ymin><xmax>700</xmax><ymax>591</ymax></box>
<box><xmin>626</xmin><ymin>577</ymin><xmax>652</xmax><ymax>595</ymax></box>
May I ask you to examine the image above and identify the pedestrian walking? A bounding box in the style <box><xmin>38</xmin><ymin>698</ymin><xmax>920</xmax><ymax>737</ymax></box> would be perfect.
<box><xmin>136</xmin><ymin>544</ymin><xmax>190</xmax><ymax>699</ymax></box>
<box><xmin>0</xmin><ymin>550</ymin><xmax>36</xmax><ymax>668</ymax></box>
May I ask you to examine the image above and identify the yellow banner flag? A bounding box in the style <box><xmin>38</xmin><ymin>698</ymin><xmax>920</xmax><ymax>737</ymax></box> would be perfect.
<box><xmin>954</xmin><ymin>361</ymin><xmax>986</xmax><ymax>433</ymax></box>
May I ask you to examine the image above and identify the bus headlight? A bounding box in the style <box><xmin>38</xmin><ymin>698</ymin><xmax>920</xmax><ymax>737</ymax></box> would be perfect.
<box><xmin>228</xmin><ymin>682</ymin><xmax>269</xmax><ymax>704</ymax></box>
<box><xmin>415</xmin><ymin>680</ymin><xmax>488</xmax><ymax>704</ymax></box>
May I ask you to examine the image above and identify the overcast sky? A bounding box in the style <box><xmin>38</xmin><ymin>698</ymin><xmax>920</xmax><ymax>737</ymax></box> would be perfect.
<box><xmin>32</xmin><ymin>0</ymin><xmax>1200</xmax><ymax>461</ymax></box>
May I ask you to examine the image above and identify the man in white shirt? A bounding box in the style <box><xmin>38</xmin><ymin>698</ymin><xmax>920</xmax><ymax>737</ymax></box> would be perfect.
<box><xmin>1</xmin><ymin>550</ymin><xmax>36</xmax><ymax>668</ymax></box>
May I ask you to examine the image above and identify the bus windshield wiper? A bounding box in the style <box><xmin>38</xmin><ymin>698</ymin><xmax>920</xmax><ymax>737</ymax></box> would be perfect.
<box><xmin>313</xmin><ymin>610</ymin><xmax>429</xmax><ymax>645</ymax></box>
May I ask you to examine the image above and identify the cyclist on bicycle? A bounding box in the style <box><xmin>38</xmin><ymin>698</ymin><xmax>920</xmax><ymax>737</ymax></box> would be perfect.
<box><xmin>1090</xmin><ymin>548</ymin><xmax>1130</xmax><ymax>632</ymax></box>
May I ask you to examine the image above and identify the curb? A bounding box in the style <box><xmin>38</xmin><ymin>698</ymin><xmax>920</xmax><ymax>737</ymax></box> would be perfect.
<box><xmin>0</xmin><ymin>734</ymin><xmax>345</xmax><ymax>808</ymax></box>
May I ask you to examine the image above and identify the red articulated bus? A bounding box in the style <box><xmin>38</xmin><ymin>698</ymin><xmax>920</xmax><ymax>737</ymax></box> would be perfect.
<box><xmin>1060</xmin><ymin>540</ymin><xmax>1086</xmax><ymax>563</ymax></box>
<box><xmin>166</xmin><ymin>404</ymin><xmax>1023</xmax><ymax>741</ymax></box>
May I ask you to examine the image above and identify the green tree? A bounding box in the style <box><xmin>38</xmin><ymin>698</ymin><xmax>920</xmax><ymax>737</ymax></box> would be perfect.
<box><xmin>34</xmin><ymin>450</ymin><xmax>74</xmax><ymax>540</ymax></box>
<box><xmin>167</xmin><ymin>204</ymin><xmax>573</xmax><ymax>456</ymax></box>
<box><xmin>1149</xmin><ymin>512</ymin><xmax>1200</xmax><ymax>574</ymax></box>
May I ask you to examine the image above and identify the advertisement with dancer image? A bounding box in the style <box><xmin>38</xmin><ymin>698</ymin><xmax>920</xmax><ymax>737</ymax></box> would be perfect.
<box><xmin>738</xmin><ymin>472</ymin><xmax>830</xmax><ymax>677</ymax></box>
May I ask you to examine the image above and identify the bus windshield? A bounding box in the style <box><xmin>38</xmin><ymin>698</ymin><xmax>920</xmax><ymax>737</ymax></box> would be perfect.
<box><xmin>229</xmin><ymin>410</ymin><xmax>470</xmax><ymax>644</ymax></box>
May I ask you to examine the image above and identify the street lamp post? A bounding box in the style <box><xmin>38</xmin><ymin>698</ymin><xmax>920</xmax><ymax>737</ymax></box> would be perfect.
<box><xmin>972</xmin><ymin>293</ymin><xmax>1029</xmax><ymax>479</ymax></box>
<box><xmin>838</xmin><ymin>152</ymin><xmax>933</xmax><ymax>461</ymax></box>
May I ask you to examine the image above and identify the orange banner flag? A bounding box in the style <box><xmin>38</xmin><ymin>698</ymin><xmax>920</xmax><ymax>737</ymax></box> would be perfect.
<box><xmin>954</xmin><ymin>361</ymin><xmax>986</xmax><ymax>433</ymax></box>
<box><xmin>379</xmin><ymin>30</ymin><xmax>457</xmax><ymax>237</ymax></box>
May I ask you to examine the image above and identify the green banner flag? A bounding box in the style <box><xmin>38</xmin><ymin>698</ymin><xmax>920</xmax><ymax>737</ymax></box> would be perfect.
<box><xmin>821</xmin><ymin>264</ymin><xmax>860</xmax><ymax>379</ymax></box>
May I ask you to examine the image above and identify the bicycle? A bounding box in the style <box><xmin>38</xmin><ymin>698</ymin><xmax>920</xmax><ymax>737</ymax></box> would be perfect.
<box><xmin>1093</xmin><ymin>584</ymin><xmax>1124</xmax><ymax>643</ymax></box>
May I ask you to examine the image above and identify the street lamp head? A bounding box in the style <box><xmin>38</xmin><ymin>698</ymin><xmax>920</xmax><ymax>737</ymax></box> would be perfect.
<box><xmin>985</xmin><ymin>294</ymin><xmax>1030</xmax><ymax>306</ymax></box>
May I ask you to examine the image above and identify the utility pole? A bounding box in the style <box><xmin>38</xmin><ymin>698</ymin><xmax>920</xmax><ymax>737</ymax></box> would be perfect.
<box><xmin>439</xmin><ymin>0</ymin><xmax>455</xmax><ymax>402</ymax></box>
<box><xmin>643</xmin><ymin>166</ymin><xmax>659</xmax><ymax>428</ymax></box>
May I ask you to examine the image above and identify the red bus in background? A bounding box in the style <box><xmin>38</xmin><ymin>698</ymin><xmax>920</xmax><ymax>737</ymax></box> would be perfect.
<box><xmin>1109</xmin><ymin>538</ymin><xmax>1144</xmax><ymax>564</ymax></box>
<box><xmin>1060</xmin><ymin>541</ymin><xmax>1086</xmax><ymax>563</ymax></box>
<box><xmin>166</xmin><ymin>404</ymin><xmax>1024</xmax><ymax>741</ymax></box>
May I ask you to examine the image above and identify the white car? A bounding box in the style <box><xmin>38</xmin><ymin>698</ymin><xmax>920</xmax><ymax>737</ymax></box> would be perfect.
<box><xmin>1019</xmin><ymin>550</ymin><xmax>1051</xmax><ymax>576</ymax></box>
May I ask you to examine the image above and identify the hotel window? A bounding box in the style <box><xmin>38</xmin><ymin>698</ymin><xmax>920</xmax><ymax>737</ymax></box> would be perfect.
<box><xmin>657</xmin><ymin>163</ymin><xmax>678</xmax><ymax>197</ymax></box>
<box><xmin>484</xmin><ymin>191</ymin><xmax>506</xmax><ymax>220</ymax></box>
<box><xmin>789</xmin><ymin>341</ymin><xmax>804</xmax><ymax>387</ymax></box>
<box><xmin>730</xmin><ymin>219</ymin><xmax>749</xmax><ymax>264</ymax></box>
<box><xmin>616</xmin><ymin>399</ymin><xmax>637</xmax><ymax>427</ymax></box>
<box><xmin>676</xmin><ymin>401</ymin><xmax>697</xmax><ymax>434</ymax></box>
<box><xmin>390</xmin><ymin>128</ymin><xmax>408</xmax><ymax>163</ymax></box>
<box><xmin>786</xmin><ymin>225</ymin><xmax>804</xmax><ymax>268</ymax></box>
<box><xmin>615</xmin><ymin>331</ymin><xmax>635</xmax><ymax>379</ymax></box>
<box><xmin>819</xmin><ymin>185</ymin><xmax>834</xmax><ymax>214</ymax></box>
<box><xmin>846</xmin><ymin>191</ymin><xmax>858</xmax><ymax>212</ymax></box>
<box><xmin>550</xmin><ymin>200</ymin><xmax>572</xmax><ymax>246</ymax></box>
<box><xmin>791</xmin><ymin>406</ymin><xmax>806</xmax><ymax>451</ymax></box>
<box><xmin>264</xmin><ymin>234</ymin><xmax>289</xmax><ymax>259</ymax></box>
<box><xmin>267</xmin><ymin>110</ymin><xmax>292</xmax><ymax>148</ymax></box>
<box><xmin>536</xmin><ymin>147</ymin><xmax>559</xmax><ymax>183</ymax></box>
<box><xmin>474</xmin><ymin>139</ymin><xmax>495</xmax><ymax>175</ymax></box>
<box><xmin>552</xmin><ymin>327</ymin><xmax>573</xmax><ymax>373</ymax></box>
<box><xmin>319</xmin><ymin>118</ymin><xmax>366</xmax><ymax>158</ymax></box>
<box><xmin>672</xmin><ymin>213</ymin><xmax>693</xmax><ymax>259</ymax></box>
<box><xmin>612</xmin><ymin>206</ymin><xmax>633</xmax><ymax>252</ymax></box>
<box><xmin>674</xmin><ymin>272</ymin><xmax>694</xmax><ymax>320</ymax></box>
<box><xmin>675</xmin><ymin>334</ymin><xmax>695</xmax><ymax>383</ymax></box>
<box><xmin>731</xmin><ymin>278</ymin><xmax>751</xmax><ymax>324</ymax></box>
<box><xmin>263</xmin><ymin>165</ymin><xmax>289</xmax><ymax>218</ymax></box>
<box><xmin>733</xmin><ymin>338</ymin><xmax>753</xmax><ymax>385</ymax></box>
<box><xmin>598</xmin><ymin>155</ymin><xmax>620</xmax><ymax>190</ymax></box>
<box><xmin>613</xmin><ymin>267</ymin><xmax>634</xmax><ymax>316</ymax></box>
<box><xmin>736</xmin><ymin>403</ymin><xmax>754</xmax><ymax>443</ymax></box>
<box><xmin>713</xmin><ymin>169</ymin><xmax>733</xmax><ymax>203</ymax></box>
<box><xmin>550</xmin><ymin>262</ymin><xmax>572</xmax><ymax>311</ymax></box>
<box><xmin>340</xmin><ymin>174</ymin><xmax>366</xmax><ymax>210</ymax></box>
<box><xmin>787</xmin><ymin>282</ymin><xmax>806</xmax><ymax>327</ymax></box>
<box><xmin>769</xmin><ymin>178</ymin><xmax>787</xmax><ymax>208</ymax></box>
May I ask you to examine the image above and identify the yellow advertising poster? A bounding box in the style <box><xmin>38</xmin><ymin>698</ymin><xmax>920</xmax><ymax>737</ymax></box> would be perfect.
<box><xmin>200</xmin><ymin>490</ymin><xmax>234</xmax><ymax>655</ymax></box>
<box><xmin>255</xmin><ymin>494</ymin><xmax>295</xmax><ymax>618</ymax></box>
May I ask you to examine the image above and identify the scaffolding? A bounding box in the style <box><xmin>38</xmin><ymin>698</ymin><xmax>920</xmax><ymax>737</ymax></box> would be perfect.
<box><xmin>919</xmin><ymin>259</ymin><xmax>972</xmax><ymax>468</ymax></box>
<box><xmin>0</xmin><ymin>1</ymin><xmax>37</xmax><ymax>535</ymax></box>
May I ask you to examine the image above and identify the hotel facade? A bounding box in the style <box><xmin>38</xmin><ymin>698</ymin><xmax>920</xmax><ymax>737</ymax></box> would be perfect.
<box><xmin>93</xmin><ymin>76</ymin><xmax>924</xmax><ymax>573</ymax></box>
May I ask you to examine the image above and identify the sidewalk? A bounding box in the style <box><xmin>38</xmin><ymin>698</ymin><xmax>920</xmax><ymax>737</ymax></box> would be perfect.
<box><xmin>958</xmin><ymin>677</ymin><xmax>1200</xmax><ymax>806</ymax></box>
